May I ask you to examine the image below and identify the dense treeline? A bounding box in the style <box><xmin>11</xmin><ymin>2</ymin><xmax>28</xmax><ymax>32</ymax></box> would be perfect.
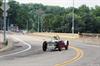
<box><xmin>0</xmin><ymin>0</ymin><xmax>100</xmax><ymax>33</ymax></box>
<box><xmin>0</xmin><ymin>0</ymin><xmax>2</xmax><ymax>18</ymax></box>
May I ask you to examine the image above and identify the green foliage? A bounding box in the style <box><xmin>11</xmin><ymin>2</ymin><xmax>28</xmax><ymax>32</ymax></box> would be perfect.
<box><xmin>93</xmin><ymin>6</ymin><xmax>100</xmax><ymax>16</ymax></box>
<box><xmin>78</xmin><ymin>5</ymin><xmax>90</xmax><ymax>16</ymax></box>
<box><xmin>0</xmin><ymin>0</ymin><xmax>2</xmax><ymax>17</ymax></box>
<box><xmin>7</xmin><ymin>1</ymin><xmax>100</xmax><ymax>33</ymax></box>
<box><xmin>95</xmin><ymin>17</ymin><xmax>100</xmax><ymax>33</ymax></box>
<box><xmin>0</xmin><ymin>0</ymin><xmax>3</xmax><ymax>30</ymax></box>
<box><xmin>8</xmin><ymin>1</ymin><xmax>20</xmax><ymax>26</ymax></box>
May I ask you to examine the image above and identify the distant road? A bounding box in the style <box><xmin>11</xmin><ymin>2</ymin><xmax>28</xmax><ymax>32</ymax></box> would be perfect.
<box><xmin>0</xmin><ymin>33</ymin><xmax>100</xmax><ymax>66</ymax></box>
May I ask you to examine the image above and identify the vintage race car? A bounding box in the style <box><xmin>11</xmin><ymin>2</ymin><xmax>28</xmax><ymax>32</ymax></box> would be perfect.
<box><xmin>42</xmin><ymin>36</ymin><xmax>69</xmax><ymax>51</ymax></box>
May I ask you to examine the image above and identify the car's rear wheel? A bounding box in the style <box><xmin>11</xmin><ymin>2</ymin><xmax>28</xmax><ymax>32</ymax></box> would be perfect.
<box><xmin>42</xmin><ymin>41</ymin><xmax>47</xmax><ymax>52</ymax></box>
<box><xmin>65</xmin><ymin>46</ymin><xmax>68</xmax><ymax>50</ymax></box>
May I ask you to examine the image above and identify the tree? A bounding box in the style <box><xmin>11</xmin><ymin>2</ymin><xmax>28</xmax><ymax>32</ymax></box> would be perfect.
<box><xmin>0</xmin><ymin>0</ymin><xmax>3</xmax><ymax>30</ymax></box>
<box><xmin>93</xmin><ymin>6</ymin><xmax>100</xmax><ymax>17</ymax></box>
<box><xmin>7</xmin><ymin>0</ymin><xmax>100</xmax><ymax>33</ymax></box>
<box><xmin>43</xmin><ymin>14</ymin><xmax>54</xmax><ymax>32</ymax></box>
<box><xmin>15</xmin><ymin>4</ymin><xmax>30</xmax><ymax>29</ymax></box>
<box><xmin>81</xmin><ymin>13</ymin><xmax>96</xmax><ymax>33</ymax></box>
<box><xmin>8</xmin><ymin>0</ymin><xmax>20</xmax><ymax>27</ymax></box>
<box><xmin>95</xmin><ymin>17</ymin><xmax>100</xmax><ymax>33</ymax></box>
<box><xmin>0</xmin><ymin>0</ymin><xmax>2</xmax><ymax>17</ymax></box>
<box><xmin>78</xmin><ymin>5</ymin><xmax>97</xmax><ymax>33</ymax></box>
<box><xmin>78</xmin><ymin>5</ymin><xmax>90</xmax><ymax>16</ymax></box>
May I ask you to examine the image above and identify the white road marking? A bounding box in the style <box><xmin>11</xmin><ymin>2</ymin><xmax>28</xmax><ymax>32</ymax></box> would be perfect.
<box><xmin>0</xmin><ymin>36</ymin><xmax>32</xmax><ymax>58</ymax></box>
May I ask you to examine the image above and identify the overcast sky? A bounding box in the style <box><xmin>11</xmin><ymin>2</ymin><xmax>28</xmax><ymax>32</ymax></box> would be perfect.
<box><xmin>14</xmin><ymin>0</ymin><xmax>100</xmax><ymax>8</ymax></box>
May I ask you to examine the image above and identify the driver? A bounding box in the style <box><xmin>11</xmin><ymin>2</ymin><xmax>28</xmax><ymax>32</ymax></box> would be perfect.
<box><xmin>53</xmin><ymin>35</ymin><xmax>60</xmax><ymax>40</ymax></box>
<box><xmin>53</xmin><ymin>35</ymin><xmax>60</xmax><ymax>49</ymax></box>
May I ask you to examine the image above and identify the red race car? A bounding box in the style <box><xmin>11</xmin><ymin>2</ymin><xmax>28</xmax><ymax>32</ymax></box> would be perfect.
<box><xmin>42</xmin><ymin>36</ymin><xmax>69</xmax><ymax>51</ymax></box>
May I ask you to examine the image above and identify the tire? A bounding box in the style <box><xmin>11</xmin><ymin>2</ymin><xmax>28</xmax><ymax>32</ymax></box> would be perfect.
<box><xmin>58</xmin><ymin>44</ymin><xmax>61</xmax><ymax>51</ymax></box>
<box><xmin>65</xmin><ymin>40</ymin><xmax>69</xmax><ymax>50</ymax></box>
<box><xmin>42</xmin><ymin>41</ymin><xmax>47</xmax><ymax>52</ymax></box>
<box><xmin>65</xmin><ymin>46</ymin><xmax>68</xmax><ymax>50</ymax></box>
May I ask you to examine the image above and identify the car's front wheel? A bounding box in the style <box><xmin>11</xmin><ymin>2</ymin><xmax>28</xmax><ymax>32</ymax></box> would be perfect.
<box><xmin>65</xmin><ymin>40</ymin><xmax>69</xmax><ymax>50</ymax></box>
<box><xmin>42</xmin><ymin>41</ymin><xmax>47</xmax><ymax>52</ymax></box>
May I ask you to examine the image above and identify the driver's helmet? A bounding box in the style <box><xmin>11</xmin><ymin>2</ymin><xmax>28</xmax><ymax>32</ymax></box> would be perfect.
<box><xmin>53</xmin><ymin>35</ymin><xmax>60</xmax><ymax>40</ymax></box>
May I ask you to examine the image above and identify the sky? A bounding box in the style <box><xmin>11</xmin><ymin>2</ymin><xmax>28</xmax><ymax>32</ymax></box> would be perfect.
<box><xmin>14</xmin><ymin>0</ymin><xmax>100</xmax><ymax>8</ymax></box>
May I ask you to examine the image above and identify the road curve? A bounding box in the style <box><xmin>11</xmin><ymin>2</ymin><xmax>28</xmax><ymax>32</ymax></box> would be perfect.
<box><xmin>0</xmin><ymin>34</ymin><xmax>100</xmax><ymax>66</ymax></box>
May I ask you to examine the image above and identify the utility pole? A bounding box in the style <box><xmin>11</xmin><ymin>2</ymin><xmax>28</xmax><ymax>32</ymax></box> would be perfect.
<box><xmin>72</xmin><ymin>0</ymin><xmax>74</xmax><ymax>34</ymax></box>
<box><xmin>37</xmin><ymin>15</ymin><xmax>40</xmax><ymax>32</ymax></box>
<box><xmin>26</xmin><ymin>21</ymin><xmax>28</xmax><ymax>32</ymax></box>
<box><xmin>7</xmin><ymin>17</ymin><xmax>9</xmax><ymax>31</ymax></box>
<box><xmin>36</xmin><ymin>9</ymin><xmax>44</xmax><ymax>32</ymax></box>
<box><xmin>40</xmin><ymin>15</ymin><xmax>43</xmax><ymax>32</ymax></box>
<box><xmin>41</xmin><ymin>14</ymin><xmax>46</xmax><ymax>32</ymax></box>
<box><xmin>3</xmin><ymin>0</ymin><xmax>7</xmax><ymax>42</ymax></box>
<box><xmin>1</xmin><ymin>0</ymin><xmax>10</xmax><ymax>42</ymax></box>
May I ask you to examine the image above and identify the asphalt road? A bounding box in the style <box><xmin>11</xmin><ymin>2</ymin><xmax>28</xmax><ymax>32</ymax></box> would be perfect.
<box><xmin>0</xmin><ymin>34</ymin><xmax>100</xmax><ymax>66</ymax></box>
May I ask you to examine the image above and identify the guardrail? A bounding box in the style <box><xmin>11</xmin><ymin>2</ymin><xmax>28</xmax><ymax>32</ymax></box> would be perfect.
<box><xmin>32</xmin><ymin>32</ymin><xmax>79</xmax><ymax>39</ymax></box>
<box><xmin>79</xmin><ymin>33</ymin><xmax>100</xmax><ymax>38</ymax></box>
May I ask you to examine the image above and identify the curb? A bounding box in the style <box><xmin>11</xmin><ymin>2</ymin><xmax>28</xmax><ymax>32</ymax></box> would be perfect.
<box><xmin>0</xmin><ymin>39</ymin><xmax>13</xmax><ymax>52</ymax></box>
